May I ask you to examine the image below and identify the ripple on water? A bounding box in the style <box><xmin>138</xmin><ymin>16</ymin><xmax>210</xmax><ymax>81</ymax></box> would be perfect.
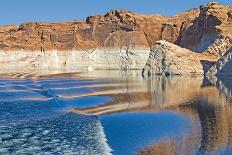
<box><xmin>0</xmin><ymin>74</ymin><xmax>113</xmax><ymax>154</ymax></box>
<box><xmin>1</xmin><ymin>72</ymin><xmax>232</xmax><ymax>155</ymax></box>
<box><xmin>0</xmin><ymin>113</ymin><xmax>112</xmax><ymax>155</ymax></box>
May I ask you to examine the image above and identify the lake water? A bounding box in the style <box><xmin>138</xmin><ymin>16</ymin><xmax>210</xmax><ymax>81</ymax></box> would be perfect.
<box><xmin>0</xmin><ymin>71</ymin><xmax>232</xmax><ymax>155</ymax></box>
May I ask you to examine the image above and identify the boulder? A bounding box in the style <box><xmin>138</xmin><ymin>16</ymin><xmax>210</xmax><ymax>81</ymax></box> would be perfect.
<box><xmin>142</xmin><ymin>40</ymin><xmax>226</xmax><ymax>76</ymax></box>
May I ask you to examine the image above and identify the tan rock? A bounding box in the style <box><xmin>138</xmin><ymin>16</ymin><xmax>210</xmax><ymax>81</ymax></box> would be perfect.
<box><xmin>142</xmin><ymin>40</ymin><xmax>224</xmax><ymax>76</ymax></box>
<box><xmin>2</xmin><ymin>2</ymin><xmax>230</xmax><ymax>52</ymax></box>
<box><xmin>179</xmin><ymin>2</ymin><xmax>232</xmax><ymax>52</ymax></box>
<box><xmin>0</xmin><ymin>2</ymin><xmax>231</xmax><ymax>74</ymax></box>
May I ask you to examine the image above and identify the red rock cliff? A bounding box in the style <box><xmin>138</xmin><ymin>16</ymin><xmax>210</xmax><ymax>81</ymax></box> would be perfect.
<box><xmin>0</xmin><ymin>2</ymin><xmax>231</xmax><ymax>52</ymax></box>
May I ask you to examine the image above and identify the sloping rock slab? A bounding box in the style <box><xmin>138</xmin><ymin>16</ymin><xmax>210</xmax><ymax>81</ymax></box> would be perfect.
<box><xmin>142</xmin><ymin>40</ymin><xmax>219</xmax><ymax>76</ymax></box>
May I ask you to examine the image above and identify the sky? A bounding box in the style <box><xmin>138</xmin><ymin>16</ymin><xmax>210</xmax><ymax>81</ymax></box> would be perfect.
<box><xmin>0</xmin><ymin>0</ymin><xmax>231</xmax><ymax>26</ymax></box>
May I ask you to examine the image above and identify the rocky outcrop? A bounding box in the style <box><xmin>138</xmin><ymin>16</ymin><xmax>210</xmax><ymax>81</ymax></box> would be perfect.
<box><xmin>1</xmin><ymin>2</ymin><xmax>230</xmax><ymax>52</ymax></box>
<box><xmin>0</xmin><ymin>9</ymin><xmax>200</xmax><ymax>51</ymax></box>
<box><xmin>203</xmin><ymin>35</ymin><xmax>232</xmax><ymax>57</ymax></box>
<box><xmin>0</xmin><ymin>2</ymin><xmax>231</xmax><ymax>73</ymax></box>
<box><xmin>142</xmin><ymin>40</ymin><xmax>217</xmax><ymax>76</ymax></box>
<box><xmin>179</xmin><ymin>2</ymin><xmax>232</xmax><ymax>52</ymax></box>
<box><xmin>143</xmin><ymin>35</ymin><xmax>232</xmax><ymax>76</ymax></box>
<box><xmin>205</xmin><ymin>35</ymin><xmax>232</xmax><ymax>76</ymax></box>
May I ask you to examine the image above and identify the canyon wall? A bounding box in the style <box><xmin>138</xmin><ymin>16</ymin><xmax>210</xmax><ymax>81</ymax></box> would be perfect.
<box><xmin>1</xmin><ymin>2</ymin><xmax>231</xmax><ymax>51</ymax></box>
<box><xmin>0</xmin><ymin>8</ymin><xmax>199</xmax><ymax>51</ymax></box>
<box><xmin>0</xmin><ymin>2</ymin><xmax>231</xmax><ymax>72</ymax></box>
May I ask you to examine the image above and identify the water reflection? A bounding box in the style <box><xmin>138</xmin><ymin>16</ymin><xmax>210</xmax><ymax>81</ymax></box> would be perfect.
<box><xmin>0</xmin><ymin>71</ymin><xmax>232</xmax><ymax>154</ymax></box>
<box><xmin>70</xmin><ymin>74</ymin><xmax>232</xmax><ymax>155</ymax></box>
<box><xmin>0</xmin><ymin>74</ymin><xmax>112</xmax><ymax>155</ymax></box>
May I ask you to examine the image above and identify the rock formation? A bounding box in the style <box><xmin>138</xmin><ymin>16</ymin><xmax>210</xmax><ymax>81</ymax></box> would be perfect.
<box><xmin>142</xmin><ymin>40</ymin><xmax>213</xmax><ymax>76</ymax></box>
<box><xmin>0</xmin><ymin>2</ymin><xmax>231</xmax><ymax>73</ymax></box>
<box><xmin>142</xmin><ymin>36</ymin><xmax>232</xmax><ymax>76</ymax></box>
<box><xmin>0</xmin><ymin>2</ymin><xmax>231</xmax><ymax>51</ymax></box>
<box><xmin>179</xmin><ymin>2</ymin><xmax>232</xmax><ymax>52</ymax></box>
<box><xmin>206</xmin><ymin>45</ymin><xmax>232</xmax><ymax>76</ymax></box>
<box><xmin>0</xmin><ymin>9</ymin><xmax>200</xmax><ymax>51</ymax></box>
<box><xmin>141</xmin><ymin>2</ymin><xmax>232</xmax><ymax>76</ymax></box>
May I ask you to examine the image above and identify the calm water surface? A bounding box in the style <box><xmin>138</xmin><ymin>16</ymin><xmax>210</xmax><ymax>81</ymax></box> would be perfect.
<box><xmin>0</xmin><ymin>71</ymin><xmax>232</xmax><ymax>155</ymax></box>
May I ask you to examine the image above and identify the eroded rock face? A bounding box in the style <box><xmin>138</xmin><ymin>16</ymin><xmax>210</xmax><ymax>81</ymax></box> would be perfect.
<box><xmin>179</xmin><ymin>2</ymin><xmax>232</xmax><ymax>52</ymax></box>
<box><xmin>1</xmin><ymin>2</ymin><xmax>230</xmax><ymax>52</ymax></box>
<box><xmin>0</xmin><ymin>2</ymin><xmax>231</xmax><ymax>73</ymax></box>
<box><xmin>0</xmin><ymin>8</ymin><xmax>197</xmax><ymax>51</ymax></box>
<box><xmin>0</xmin><ymin>47</ymin><xmax>150</xmax><ymax>72</ymax></box>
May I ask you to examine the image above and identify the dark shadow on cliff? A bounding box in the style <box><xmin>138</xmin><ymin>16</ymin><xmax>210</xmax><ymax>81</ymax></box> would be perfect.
<box><xmin>174</xmin><ymin>7</ymin><xmax>222</xmax><ymax>52</ymax></box>
<box><xmin>200</xmin><ymin>60</ymin><xmax>215</xmax><ymax>73</ymax></box>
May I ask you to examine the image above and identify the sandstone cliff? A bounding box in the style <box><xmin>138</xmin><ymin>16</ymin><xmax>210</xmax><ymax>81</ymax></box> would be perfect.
<box><xmin>1</xmin><ymin>2</ymin><xmax>230</xmax><ymax>52</ymax></box>
<box><xmin>179</xmin><ymin>2</ymin><xmax>232</xmax><ymax>52</ymax></box>
<box><xmin>0</xmin><ymin>9</ymin><xmax>198</xmax><ymax>51</ymax></box>
<box><xmin>0</xmin><ymin>2</ymin><xmax>231</xmax><ymax>73</ymax></box>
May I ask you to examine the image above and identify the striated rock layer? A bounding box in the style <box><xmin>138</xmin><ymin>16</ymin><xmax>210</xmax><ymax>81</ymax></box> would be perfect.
<box><xmin>0</xmin><ymin>2</ymin><xmax>231</xmax><ymax>72</ymax></box>
<box><xmin>0</xmin><ymin>48</ymin><xmax>149</xmax><ymax>72</ymax></box>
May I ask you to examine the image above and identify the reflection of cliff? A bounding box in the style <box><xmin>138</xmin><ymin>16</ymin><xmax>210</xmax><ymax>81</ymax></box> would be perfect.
<box><xmin>138</xmin><ymin>87</ymin><xmax>232</xmax><ymax>155</ymax></box>
<box><xmin>70</xmin><ymin>76</ymin><xmax>232</xmax><ymax>154</ymax></box>
<box><xmin>70</xmin><ymin>76</ymin><xmax>205</xmax><ymax>114</ymax></box>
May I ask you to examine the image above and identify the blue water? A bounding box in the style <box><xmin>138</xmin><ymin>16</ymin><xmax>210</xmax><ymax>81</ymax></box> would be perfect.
<box><xmin>0</xmin><ymin>76</ymin><xmax>112</xmax><ymax>154</ymax></box>
<box><xmin>101</xmin><ymin>112</ymin><xmax>190</xmax><ymax>155</ymax></box>
<box><xmin>0</xmin><ymin>72</ymin><xmax>232</xmax><ymax>155</ymax></box>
